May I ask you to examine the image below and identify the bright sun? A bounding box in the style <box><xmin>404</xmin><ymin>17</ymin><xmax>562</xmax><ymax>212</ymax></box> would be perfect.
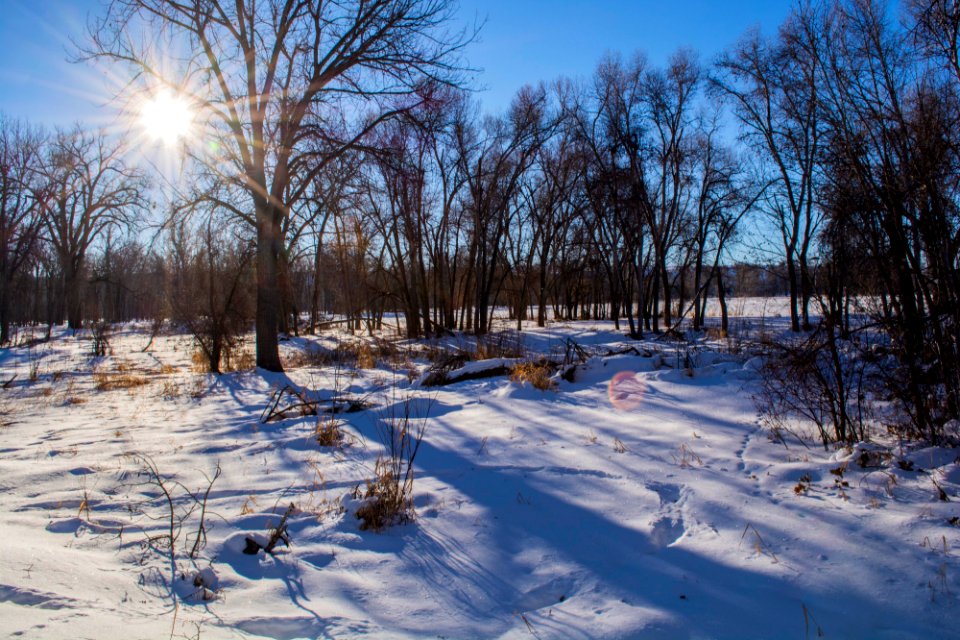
<box><xmin>139</xmin><ymin>89</ymin><xmax>194</xmax><ymax>147</ymax></box>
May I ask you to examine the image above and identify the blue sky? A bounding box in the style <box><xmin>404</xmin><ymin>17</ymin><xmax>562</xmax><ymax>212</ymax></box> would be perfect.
<box><xmin>0</xmin><ymin>0</ymin><xmax>797</xmax><ymax>127</ymax></box>
<box><xmin>459</xmin><ymin>0</ymin><xmax>795</xmax><ymax>113</ymax></box>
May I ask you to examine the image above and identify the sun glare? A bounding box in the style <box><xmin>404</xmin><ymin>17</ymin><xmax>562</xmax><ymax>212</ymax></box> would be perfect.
<box><xmin>139</xmin><ymin>90</ymin><xmax>194</xmax><ymax>147</ymax></box>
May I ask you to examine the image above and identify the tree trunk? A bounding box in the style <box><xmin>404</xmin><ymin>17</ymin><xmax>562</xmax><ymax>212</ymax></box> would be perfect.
<box><xmin>660</xmin><ymin>260</ymin><xmax>672</xmax><ymax>327</ymax></box>
<box><xmin>717</xmin><ymin>267</ymin><xmax>729</xmax><ymax>337</ymax></box>
<box><xmin>692</xmin><ymin>250</ymin><xmax>705</xmax><ymax>330</ymax></box>
<box><xmin>786</xmin><ymin>254</ymin><xmax>801</xmax><ymax>332</ymax></box>
<box><xmin>255</xmin><ymin>211</ymin><xmax>284</xmax><ymax>372</ymax></box>
<box><xmin>0</xmin><ymin>279</ymin><xmax>10</xmax><ymax>345</ymax></box>
<box><xmin>64</xmin><ymin>261</ymin><xmax>84</xmax><ymax>331</ymax></box>
<box><xmin>799</xmin><ymin>249</ymin><xmax>813</xmax><ymax>331</ymax></box>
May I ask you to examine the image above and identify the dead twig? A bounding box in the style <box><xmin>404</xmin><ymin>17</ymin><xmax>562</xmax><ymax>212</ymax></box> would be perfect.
<box><xmin>189</xmin><ymin>463</ymin><xmax>222</xmax><ymax>559</ymax></box>
<box><xmin>243</xmin><ymin>503</ymin><xmax>295</xmax><ymax>555</ymax></box>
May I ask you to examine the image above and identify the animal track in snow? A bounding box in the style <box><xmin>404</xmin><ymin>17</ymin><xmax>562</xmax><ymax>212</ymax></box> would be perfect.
<box><xmin>513</xmin><ymin>574</ymin><xmax>578</xmax><ymax>612</ymax></box>
<box><xmin>646</xmin><ymin>482</ymin><xmax>687</xmax><ymax>548</ymax></box>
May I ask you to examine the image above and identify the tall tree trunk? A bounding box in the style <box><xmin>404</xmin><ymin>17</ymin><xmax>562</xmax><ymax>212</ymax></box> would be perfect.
<box><xmin>64</xmin><ymin>260</ymin><xmax>84</xmax><ymax>331</ymax></box>
<box><xmin>799</xmin><ymin>248</ymin><xmax>813</xmax><ymax>330</ymax></box>
<box><xmin>0</xmin><ymin>279</ymin><xmax>10</xmax><ymax>345</ymax></box>
<box><xmin>310</xmin><ymin>239</ymin><xmax>323</xmax><ymax>333</ymax></box>
<box><xmin>660</xmin><ymin>259</ymin><xmax>673</xmax><ymax>327</ymax></box>
<box><xmin>717</xmin><ymin>267</ymin><xmax>729</xmax><ymax>337</ymax></box>
<box><xmin>692</xmin><ymin>249</ymin><xmax>705</xmax><ymax>330</ymax></box>
<box><xmin>255</xmin><ymin>210</ymin><xmax>284</xmax><ymax>372</ymax></box>
<box><xmin>786</xmin><ymin>254</ymin><xmax>800</xmax><ymax>332</ymax></box>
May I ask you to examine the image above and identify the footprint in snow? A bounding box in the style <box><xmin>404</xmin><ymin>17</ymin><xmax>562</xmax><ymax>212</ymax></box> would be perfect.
<box><xmin>513</xmin><ymin>575</ymin><xmax>577</xmax><ymax>612</ymax></box>
<box><xmin>646</xmin><ymin>482</ymin><xmax>688</xmax><ymax>547</ymax></box>
<box><xmin>649</xmin><ymin>515</ymin><xmax>686</xmax><ymax>548</ymax></box>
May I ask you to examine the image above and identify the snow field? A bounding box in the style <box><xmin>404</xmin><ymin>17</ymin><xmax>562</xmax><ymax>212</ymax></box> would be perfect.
<box><xmin>0</xmin><ymin>317</ymin><xmax>957</xmax><ymax>639</ymax></box>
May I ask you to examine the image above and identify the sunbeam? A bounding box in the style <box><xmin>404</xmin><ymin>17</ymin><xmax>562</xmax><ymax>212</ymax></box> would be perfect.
<box><xmin>138</xmin><ymin>89</ymin><xmax>194</xmax><ymax>147</ymax></box>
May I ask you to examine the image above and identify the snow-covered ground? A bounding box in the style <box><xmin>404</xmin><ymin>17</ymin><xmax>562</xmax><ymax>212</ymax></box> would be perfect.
<box><xmin>1</xmin><ymin>310</ymin><xmax>958</xmax><ymax>639</ymax></box>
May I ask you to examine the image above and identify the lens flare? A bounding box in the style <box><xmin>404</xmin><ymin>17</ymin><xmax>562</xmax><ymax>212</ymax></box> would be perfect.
<box><xmin>139</xmin><ymin>89</ymin><xmax>193</xmax><ymax>147</ymax></box>
<box><xmin>608</xmin><ymin>371</ymin><xmax>647</xmax><ymax>411</ymax></box>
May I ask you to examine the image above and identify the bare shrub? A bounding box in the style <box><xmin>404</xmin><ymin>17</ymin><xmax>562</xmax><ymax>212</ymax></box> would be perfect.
<box><xmin>356</xmin><ymin>395</ymin><xmax>429</xmax><ymax>531</ymax></box>
<box><xmin>282</xmin><ymin>343</ymin><xmax>331</xmax><ymax>369</ymax></box>
<box><xmin>134</xmin><ymin>456</ymin><xmax>222</xmax><ymax>604</ymax></box>
<box><xmin>168</xmin><ymin>219</ymin><xmax>254</xmax><ymax>375</ymax></box>
<box><xmin>89</xmin><ymin>321</ymin><xmax>112</xmax><ymax>358</ymax></box>
<box><xmin>475</xmin><ymin>331</ymin><xmax>526</xmax><ymax>359</ymax></box>
<box><xmin>757</xmin><ymin>320</ymin><xmax>870</xmax><ymax>449</ymax></box>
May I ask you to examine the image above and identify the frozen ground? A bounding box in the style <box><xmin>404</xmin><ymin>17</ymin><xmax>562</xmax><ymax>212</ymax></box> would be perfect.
<box><xmin>0</xmin><ymin>307</ymin><xmax>958</xmax><ymax>639</ymax></box>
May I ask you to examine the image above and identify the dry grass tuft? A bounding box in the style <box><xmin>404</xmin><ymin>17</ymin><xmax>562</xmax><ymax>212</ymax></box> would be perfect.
<box><xmin>226</xmin><ymin>348</ymin><xmax>255</xmax><ymax>371</ymax></box>
<box><xmin>240</xmin><ymin>495</ymin><xmax>257</xmax><ymax>515</ymax></box>
<box><xmin>192</xmin><ymin>346</ymin><xmax>255</xmax><ymax>373</ymax></box>
<box><xmin>356</xmin><ymin>343</ymin><xmax>376</xmax><ymax>369</ymax></box>
<box><xmin>315</xmin><ymin>416</ymin><xmax>344</xmax><ymax>447</ymax></box>
<box><xmin>356</xmin><ymin>395</ymin><xmax>428</xmax><ymax>531</ymax></box>
<box><xmin>160</xmin><ymin>379</ymin><xmax>182</xmax><ymax>399</ymax></box>
<box><xmin>282</xmin><ymin>344</ymin><xmax>331</xmax><ymax>369</ymax></box>
<box><xmin>191</xmin><ymin>350</ymin><xmax>208</xmax><ymax>373</ymax></box>
<box><xmin>672</xmin><ymin>442</ymin><xmax>703</xmax><ymax>468</ymax></box>
<box><xmin>94</xmin><ymin>371</ymin><xmax>150</xmax><ymax>391</ymax></box>
<box><xmin>356</xmin><ymin>458</ymin><xmax>411</xmax><ymax>531</ymax></box>
<box><xmin>510</xmin><ymin>360</ymin><xmax>556</xmax><ymax>391</ymax></box>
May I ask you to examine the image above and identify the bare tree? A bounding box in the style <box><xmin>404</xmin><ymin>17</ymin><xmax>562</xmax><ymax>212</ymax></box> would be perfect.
<box><xmin>529</xmin><ymin>108</ymin><xmax>586</xmax><ymax>328</ymax></box>
<box><xmin>36</xmin><ymin>127</ymin><xmax>146</xmax><ymax>330</ymax></box>
<box><xmin>713</xmin><ymin>7</ymin><xmax>825</xmax><ymax>332</ymax></box>
<box><xmin>0</xmin><ymin>115</ymin><xmax>45</xmax><ymax>344</ymax></box>
<box><xmin>169</xmin><ymin>216</ymin><xmax>254</xmax><ymax>374</ymax></box>
<box><xmin>909</xmin><ymin>0</ymin><xmax>960</xmax><ymax>82</ymax></box>
<box><xmin>816</xmin><ymin>0</ymin><xmax>960</xmax><ymax>441</ymax></box>
<box><xmin>573</xmin><ymin>53</ymin><xmax>648</xmax><ymax>335</ymax></box>
<box><xmin>686</xmin><ymin>118</ymin><xmax>761</xmax><ymax>332</ymax></box>
<box><xmin>457</xmin><ymin>86</ymin><xmax>546</xmax><ymax>335</ymax></box>
<box><xmin>365</xmin><ymin>100</ymin><xmax>451</xmax><ymax>339</ymax></box>
<box><xmin>84</xmin><ymin>0</ymin><xmax>472</xmax><ymax>371</ymax></box>
<box><xmin>644</xmin><ymin>49</ymin><xmax>700</xmax><ymax>330</ymax></box>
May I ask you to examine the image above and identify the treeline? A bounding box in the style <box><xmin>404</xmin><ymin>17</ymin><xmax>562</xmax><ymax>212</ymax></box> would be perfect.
<box><xmin>2</xmin><ymin>0</ymin><xmax>959</xmax><ymax>436</ymax></box>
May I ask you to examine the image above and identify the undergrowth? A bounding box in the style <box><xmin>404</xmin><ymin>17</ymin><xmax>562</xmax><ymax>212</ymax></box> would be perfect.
<box><xmin>94</xmin><ymin>370</ymin><xmax>150</xmax><ymax>391</ymax></box>
<box><xmin>510</xmin><ymin>360</ymin><xmax>556</xmax><ymax>391</ymax></box>
<box><xmin>356</xmin><ymin>394</ymin><xmax>429</xmax><ymax>531</ymax></box>
<box><xmin>315</xmin><ymin>415</ymin><xmax>344</xmax><ymax>447</ymax></box>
